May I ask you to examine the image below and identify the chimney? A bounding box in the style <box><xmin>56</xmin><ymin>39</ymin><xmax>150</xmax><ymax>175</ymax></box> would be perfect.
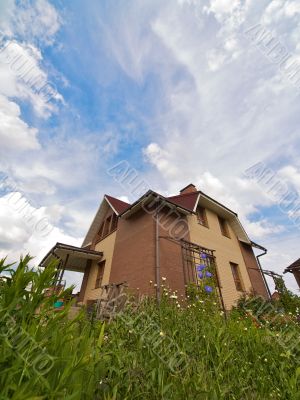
<box><xmin>179</xmin><ymin>183</ymin><xmax>197</xmax><ymax>195</ymax></box>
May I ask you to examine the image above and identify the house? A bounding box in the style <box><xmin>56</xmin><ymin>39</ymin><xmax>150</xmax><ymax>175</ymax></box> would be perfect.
<box><xmin>40</xmin><ymin>184</ymin><xmax>270</xmax><ymax>310</ymax></box>
<box><xmin>284</xmin><ymin>259</ymin><xmax>300</xmax><ymax>289</ymax></box>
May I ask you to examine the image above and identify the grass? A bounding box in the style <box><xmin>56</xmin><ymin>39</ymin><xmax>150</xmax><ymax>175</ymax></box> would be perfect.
<box><xmin>0</xmin><ymin>257</ymin><xmax>300</xmax><ymax>399</ymax></box>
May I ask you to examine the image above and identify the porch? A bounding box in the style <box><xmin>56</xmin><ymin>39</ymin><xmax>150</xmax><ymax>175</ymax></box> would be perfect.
<box><xmin>39</xmin><ymin>242</ymin><xmax>103</xmax><ymax>303</ymax></box>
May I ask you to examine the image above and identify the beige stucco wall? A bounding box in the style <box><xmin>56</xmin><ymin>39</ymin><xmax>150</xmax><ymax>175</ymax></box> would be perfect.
<box><xmin>188</xmin><ymin>209</ymin><xmax>252</xmax><ymax>310</ymax></box>
<box><xmin>83</xmin><ymin>231</ymin><xmax>117</xmax><ymax>303</ymax></box>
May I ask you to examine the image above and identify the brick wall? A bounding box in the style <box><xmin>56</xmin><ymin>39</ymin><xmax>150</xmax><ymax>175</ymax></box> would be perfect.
<box><xmin>109</xmin><ymin>206</ymin><xmax>190</xmax><ymax>298</ymax></box>
<box><xmin>109</xmin><ymin>209</ymin><xmax>156</xmax><ymax>297</ymax></box>
<box><xmin>239</xmin><ymin>242</ymin><xmax>269</xmax><ymax>299</ymax></box>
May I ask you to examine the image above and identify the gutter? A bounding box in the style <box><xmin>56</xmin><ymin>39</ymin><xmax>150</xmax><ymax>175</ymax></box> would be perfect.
<box><xmin>155</xmin><ymin>203</ymin><xmax>161</xmax><ymax>304</ymax></box>
<box><xmin>256</xmin><ymin>247</ymin><xmax>272</xmax><ymax>300</ymax></box>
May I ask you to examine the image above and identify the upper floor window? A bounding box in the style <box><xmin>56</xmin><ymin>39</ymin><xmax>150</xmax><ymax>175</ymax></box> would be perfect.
<box><xmin>196</xmin><ymin>207</ymin><xmax>208</xmax><ymax>228</ymax></box>
<box><xmin>230</xmin><ymin>262</ymin><xmax>243</xmax><ymax>292</ymax></box>
<box><xmin>103</xmin><ymin>215</ymin><xmax>111</xmax><ymax>237</ymax></box>
<box><xmin>96</xmin><ymin>213</ymin><xmax>118</xmax><ymax>243</ymax></box>
<box><xmin>95</xmin><ymin>260</ymin><xmax>106</xmax><ymax>288</ymax></box>
<box><xmin>111</xmin><ymin>212</ymin><xmax>118</xmax><ymax>231</ymax></box>
<box><xmin>218</xmin><ymin>216</ymin><xmax>230</xmax><ymax>238</ymax></box>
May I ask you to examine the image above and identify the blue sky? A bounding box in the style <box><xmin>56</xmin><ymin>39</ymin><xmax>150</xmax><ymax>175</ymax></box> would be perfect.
<box><xmin>0</xmin><ymin>0</ymin><xmax>300</xmax><ymax>292</ymax></box>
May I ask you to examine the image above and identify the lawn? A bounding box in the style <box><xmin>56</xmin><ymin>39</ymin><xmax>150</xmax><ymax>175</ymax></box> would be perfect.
<box><xmin>0</xmin><ymin>257</ymin><xmax>299</xmax><ymax>399</ymax></box>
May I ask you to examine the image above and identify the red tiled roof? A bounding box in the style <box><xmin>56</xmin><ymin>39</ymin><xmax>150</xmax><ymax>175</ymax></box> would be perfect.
<box><xmin>105</xmin><ymin>195</ymin><xmax>131</xmax><ymax>215</ymax></box>
<box><xmin>167</xmin><ymin>191</ymin><xmax>199</xmax><ymax>212</ymax></box>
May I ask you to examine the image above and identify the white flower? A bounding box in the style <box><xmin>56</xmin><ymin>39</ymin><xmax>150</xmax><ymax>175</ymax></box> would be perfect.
<box><xmin>162</xmin><ymin>277</ymin><xmax>166</xmax><ymax>281</ymax></box>
<box><xmin>149</xmin><ymin>280</ymin><xmax>153</xmax><ymax>284</ymax></box>
<box><xmin>159</xmin><ymin>331</ymin><xmax>165</xmax><ymax>337</ymax></box>
<box><xmin>170</xmin><ymin>294</ymin><xmax>178</xmax><ymax>299</ymax></box>
<box><xmin>244</xmin><ymin>327</ymin><xmax>248</xmax><ymax>331</ymax></box>
<box><xmin>154</xmin><ymin>283</ymin><xmax>157</xmax><ymax>287</ymax></box>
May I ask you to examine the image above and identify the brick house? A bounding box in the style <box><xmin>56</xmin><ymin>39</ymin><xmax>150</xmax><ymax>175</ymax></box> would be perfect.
<box><xmin>40</xmin><ymin>184</ymin><xmax>270</xmax><ymax>310</ymax></box>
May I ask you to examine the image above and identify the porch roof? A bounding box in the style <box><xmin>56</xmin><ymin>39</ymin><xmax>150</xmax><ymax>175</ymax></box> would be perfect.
<box><xmin>39</xmin><ymin>242</ymin><xmax>103</xmax><ymax>272</ymax></box>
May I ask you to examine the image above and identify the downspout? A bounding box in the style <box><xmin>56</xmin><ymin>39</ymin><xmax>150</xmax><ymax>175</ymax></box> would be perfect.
<box><xmin>155</xmin><ymin>202</ymin><xmax>161</xmax><ymax>304</ymax></box>
<box><xmin>256</xmin><ymin>249</ymin><xmax>272</xmax><ymax>300</ymax></box>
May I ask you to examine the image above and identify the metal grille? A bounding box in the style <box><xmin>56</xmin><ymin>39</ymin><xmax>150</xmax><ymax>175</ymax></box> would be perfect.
<box><xmin>180</xmin><ymin>239</ymin><xmax>225</xmax><ymax>311</ymax></box>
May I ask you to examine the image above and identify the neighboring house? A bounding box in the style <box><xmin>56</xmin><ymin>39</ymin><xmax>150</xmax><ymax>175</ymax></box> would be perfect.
<box><xmin>284</xmin><ymin>259</ymin><xmax>300</xmax><ymax>289</ymax></box>
<box><xmin>40</xmin><ymin>184</ymin><xmax>270</xmax><ymax>310</ymax></box>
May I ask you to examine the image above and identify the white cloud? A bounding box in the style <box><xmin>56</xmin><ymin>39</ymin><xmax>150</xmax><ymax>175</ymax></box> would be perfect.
<box><xmin>0</xmin><ymin>94</ymin><xmax>40</xmax><ymax>151</ymax></box>
<box><xmin>0</xmin><ymin>40</ymin><xmax>63</xmax><ymax>117</ymax></box>
<box><xmin>279</xmin><ymin>165</ymin><xmax>300</xmax><ymax>191</ymax></box>
<box><xmin>1</xmin><ymin>0</ymin><xmax>61</xmax><ymax>46</ymax></box>
<box><xmin>144</xmin><ymin>143</ymin><xmax>180</xmax><ymax>179</ymax></box>
<box><xmin>0</xmin><ymin>191</ymin><xmax>83</xmax><ymax>289</ymax></box>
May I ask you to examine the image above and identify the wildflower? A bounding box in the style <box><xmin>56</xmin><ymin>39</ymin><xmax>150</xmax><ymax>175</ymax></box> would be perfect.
<box><xmin>149</xmin><ymin>280</ymin><xmax>153</xmax><ymax>284</ymax></box>
<box><xmin>205</xmin><ymin>271</ymin><xmax>212</xmax><ymax>278</ymax></box>
<box><xmin>264</xmin><ymin>358</ymin><xmax>268</xmax><ymax>362</ymax></box>
<box><xmin>198</xmin><ymin>272</ymin><xmax>204</xmax><ymax>279</ymax></box>
<box><xmin>244</xmin><ymin>327</ymin><xmax>248</xmax><ymax>331</ymax></box>
<box><xmin>159</xmin><ymin>331</ymin><xmax>165</xmax><ymax>337</ymax></box>
<box><xmin>204</xmin><ymin>285</ymin><xmax>213</xmax><ymax>293</ymax></box>
<box><xmin>170</xmin><ymin>294</ymin><xmax>178</xmax><ymax>299</ymax></box>
<box><xmin>200</xmin><ymin>253</ymin><xmax>207</xmax><ymax>259</ymax></box>
<box><xmin>129</xmin><ymin>330</ymin><xmax>133</xmax><ymax>334</ymax></box>
<box><xmin>199</xmin><ymin>300</ymin><xmax>204</xmax><ymax>303</ymax></box>
<box><xmin>162</xmin><ymin>277</ymin><xmax>166</xmax><ymax>281</ymax></box>
<box><xmin>203</xmin><ymin>335</ymin><xmax>206</xmax><ymax>338</ymax></box>
<box><xmin>154</xmin><ymin>283</ymin><xmax>157</xmax><ymax>287</ymax></box>
<box><xmin>177</xmin><ymin>304</ymin><xmax>181</xmax><ymax>308</ymax></box>
<box><xmin>197</xmin><ymin>264</ymin><xmax>206</xmax><ymax>271</ymax></box>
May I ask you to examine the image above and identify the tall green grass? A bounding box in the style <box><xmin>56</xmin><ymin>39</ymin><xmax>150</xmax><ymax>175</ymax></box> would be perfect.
<box><xmin>0</xmin><ymin>257</ymin><xmax>299</xmax><ymax>399</ymax></box>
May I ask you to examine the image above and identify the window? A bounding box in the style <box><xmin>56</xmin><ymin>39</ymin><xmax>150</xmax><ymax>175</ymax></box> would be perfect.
<box><xmin>96</xmin><ymin>213</ymin><xmax>118</xmax><ymax>244</ymax></box>
<box><xmin>103</xmin><ymin>215</ymin><xmax>112</xmax><ymax>237</ymax></box>
<box><xmin>111</xmin><ymin>213</ymin><xmax>118</xmax><ymax>231</ymax></box>
<box><xmin>230</xmin><ymin>262</ymin><xmax>243</xmax><ymax>292</ymax></box>
<box><xmin>196</xmin><ymin>207</ymin><xmax>208</xmax><ymax>227</ymax></box>
<box><xmin>95</xmin><ymin>260</ymin><xmax>106</xmax><ymax>288</ymax></box>
<box><xmin>98</xmin><ymin>221</ymin><xmax>104</xmax><ymax>238</ymax></box>
<box><xmin>218</xmin><ymin>216</ymin><xmax>230</xmax><ymax>238</ymax></box>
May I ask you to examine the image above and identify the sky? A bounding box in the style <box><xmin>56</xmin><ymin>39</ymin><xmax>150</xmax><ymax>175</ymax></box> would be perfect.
<box><xmin>0</xmin><ymin>0</ymin><xmax>299</xmax><ymax>293</ymax></box>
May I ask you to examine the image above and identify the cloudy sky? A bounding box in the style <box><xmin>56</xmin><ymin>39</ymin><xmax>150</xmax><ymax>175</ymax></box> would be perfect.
<box><xmin>0</xmin><ymin>0</ymin><xmax>299</xmax><ymax>292</ymax></box>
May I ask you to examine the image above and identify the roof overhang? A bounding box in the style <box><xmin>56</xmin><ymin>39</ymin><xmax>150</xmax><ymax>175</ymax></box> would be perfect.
<box><xmin>197</xmin><ymin>193</ymin><xmax>252</xmax><ymax>245</ymax></box>
<box><xmin>120</xmin><ymin>191</ymin><xmax>191</xmax><ymax>219</ymax></box>
<box><xmin>82</xmin><ymin>198</ymin><xmax>111</xmax><ymax>247</ymax></box>
<box><xmin>39</xmin><ymin>242</ymin><xmax>103</xmax><ymax>272</ymax></box>
<box><xmin>284</xmin><ymin>258</ymin><xmax>300</xmax><ymax>274</ymax></box>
